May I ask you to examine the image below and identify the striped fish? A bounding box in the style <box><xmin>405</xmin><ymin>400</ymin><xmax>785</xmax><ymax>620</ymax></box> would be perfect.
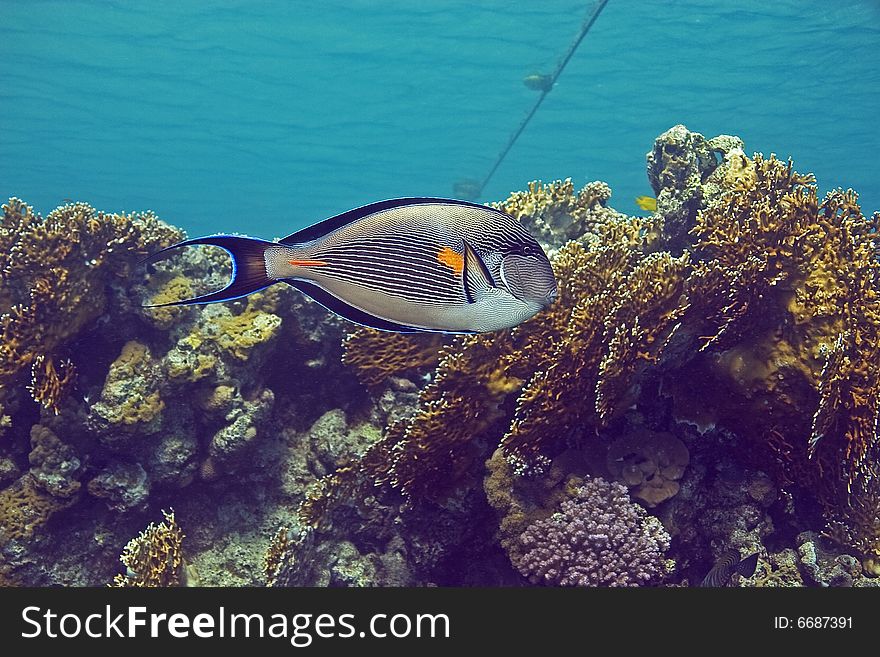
<box><xmin>144</xmin><ymin>198</ymin><xmax>557</xmax><ymax>333</ymax></box>
<box><xmin>700</xmin><ymin>550</ymin><xmax>759</xmax><ymax>587</ymax></box>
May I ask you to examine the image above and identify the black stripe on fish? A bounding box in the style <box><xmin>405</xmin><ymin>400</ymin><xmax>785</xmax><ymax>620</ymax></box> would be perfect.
<box><xmin>700</xmin><ymin>550</ymin><xmax>759</xmax><ymax>587</ymax></box>
<box><xmin>312</xmin><ymin>265</ymin><xmax>462</xmax><ymax>304</ymax></box>
<box><xmin>736</xmin><ymin>552</ymin><xmax>759</xmax><ymax>578</ymax></box>
<box><xmin>285</xmin><ymin>279</ymin><xmax>425</xmax><ymax>333</ymax></box>
<box><xmin>279</xmin><ymin>197</ymin><xmax>510</xmax><ymax>246</ymax></box>
<box><xmin>315</xmin><ymin>247</ymin><xmax>461</xmax><ymax>289</ymax></box>
<box><xmin>312</xmin><ymin>240</ymin><xmax>469</xmax><ymax>303</ymax></box>
<box><xmin>462</xmin><ymin>240</ymin><xmax>496</xmax><ymax>304</ymax></box>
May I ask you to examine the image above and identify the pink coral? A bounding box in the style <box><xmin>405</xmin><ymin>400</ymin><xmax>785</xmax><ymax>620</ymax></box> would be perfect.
<box><xmin>513</xmin><ymin>477</ymin><xmax>671</xmax><ymax>586</ymax></box>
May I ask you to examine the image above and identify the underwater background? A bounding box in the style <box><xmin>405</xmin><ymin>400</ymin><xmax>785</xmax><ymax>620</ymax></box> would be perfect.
<box><xmin>2</xmin><ymin>1</ymin><xmax>880</xmax><ymax>588</ymax></box>
<box><xmin>2</xmin><ymin>0</ymin><xmax>879</xmax><ymax>234</ymax></box>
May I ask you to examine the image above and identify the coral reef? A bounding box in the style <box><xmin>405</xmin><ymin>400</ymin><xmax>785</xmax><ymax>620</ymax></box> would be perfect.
<box><xmin>497</xmin><ymin>178</ymin><xmax>627</xmax><ymax>248</ymax></box>
<box><xmin>0</xmin><ymin>474</ymin><xmax>77</xmax><ymax>545</ymax></box>
<box><xmin>0</xmin><ymin>195</ymin><xmax>359</xmax><ymax>585</ymax></box>
<box><xmin>513</xmin><ymin>477</ymin><xmax>672</xmax><ymax>586</ymax></box>
<box><xmin>2</xmin><ymin>123</ymin><xmax>878</xmax><ymax>588</ymax></box>
<box><xmin>606</xmin><ymin>430</ymin><xmax>688</xmax><ymax>506</ymax></box>
<box><xmin>28</xmin><ymin>424</ymin><xmax>81</xmax><ymax>498</ymax></box>
<box><xmin>298</xmin><ymin>125</ymin><xmax>880</xmax><ymax>586</ymax></box>
<box><xmin>111</xmin><ymin>510</ymin><xmax>186</xmax><ymax>587</ymax></box>
<box><xmin>342</xmin><ymin>328</ymin><xmax>446</xmax><ymax>390</ymax></box>
<box><xmin>0</xmin><ymin>198</ymin><xmax>182</xmax><ymax>413</ymax></box>
<box><xmin>646</xmin><ymin>124</ymin><xmax>743</xmax><ymax>251</ymax></box>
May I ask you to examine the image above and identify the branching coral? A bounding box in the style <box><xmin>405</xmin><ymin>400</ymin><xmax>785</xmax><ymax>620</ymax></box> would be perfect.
<box><xmin>0</xmin><ymin>198</ymin><xmax>182</xmax><ymax>411</ymax></box>
<box><xmin>496</xmin><ymin>178</ymin><xmax>635</xmax><ymax>247</ymax></box>
<box><xmin>512</xmin><ymin>476</ymin><xmax>671</xmax><ymax>586</ymax></box>
<box><xmin>342</xmin><ymin>328</ymin><xmax>447</xmax><ymax>390</ymax></box>
<box><xmin>301</xmin><ymin>134</ymin><xmax>880</xmax><ymax>566</ymax></box>
<box><xmin>111</xmin><ymin>510</ymin><xmax>185</xmax><ymax>587</ymax></box>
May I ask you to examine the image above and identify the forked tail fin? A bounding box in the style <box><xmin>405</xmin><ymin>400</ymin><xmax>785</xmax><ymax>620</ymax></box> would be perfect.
<box><xmin>142</xmin><ymin>235</ymin><xmax>276</xmax><ymax>307</ymax></box>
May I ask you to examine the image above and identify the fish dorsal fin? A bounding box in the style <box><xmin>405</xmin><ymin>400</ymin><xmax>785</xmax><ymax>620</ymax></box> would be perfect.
<box><xmin>461</xmin><ymin>240</ymin><xmax>496</xmax><ymax>304</ymax></box>
<box><xmin>279</xmin><ymin>197</ymin><xmax>493</xmax><ymax>246</ymax></box>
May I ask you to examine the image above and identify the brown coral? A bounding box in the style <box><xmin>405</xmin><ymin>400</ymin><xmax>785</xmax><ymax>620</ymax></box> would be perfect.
<box><xmin>303</xmin><ymin>150</ymin><xmax>880</xmax><ymax>566</ymax></box>
<box><xmin>264</xmin><ymin>527</ymin><xmax>291</xmax><ymax>586</ymax></box>
<box><xmin>111</xmin><ymin>510</ymin><xmax>185</xmax><ymax>587</ymax></box>
<box><xmin>0</xmin><ymin>474</ymin><xmax>77</xmax><ymax>545</ymax></box>
<box><xmin>342</xmin><ymin>327</ymin><xmax>447</xmax><ymax>390</ymax></box>
<box><xmin>0</xmin><ymin>198</ymin><xmax>181</xmax><ymax>411</ymax></box>
<box><xmin>606</xmin><ymin>430</ymin><xmax>689</xmax><ymax>506</ymax></box>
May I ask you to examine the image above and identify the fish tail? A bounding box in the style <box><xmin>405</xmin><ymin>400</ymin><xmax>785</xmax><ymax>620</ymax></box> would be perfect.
<box><xmin>142</xmin><ymin>235</ymin><xmax>276</xmax><ymax>307</ymax></box>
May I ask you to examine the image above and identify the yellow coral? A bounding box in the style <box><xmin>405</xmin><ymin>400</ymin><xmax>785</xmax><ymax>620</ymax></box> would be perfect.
<box><xmin>342</xmin><ymin>327</ymin><xmax>446</xmax><ymax>390</ymax></box>
<box><xmin>111</xmin><ymin>510</ymin><xmax>185</xmax><ymax>587</ymax></box>
<box><xmin>301</xmin><ymin>153</ymin><xmax>880</xmax><ymax>562</ymax></box>
<box><xmin>684</xmin><ymin>155</ymin><xmax>880</xmax><ymax>556</ymax></box>
<box><xmin>97</xmin><ymin>341</ymin><xmax>165</xmax><ymax>426</ymax></box>
<box><xmin>0</xmin><ymin>474</ymin><xmax>76</xmax><ymax>545</ymax></box>
<box><xmin>27</xmin><ymin>354</ymin><xmax>76</xmax><ymax>414</ymax></box>
<box><xmin>145</xmin><ymin>275</ymin><xmax>194</xmax><ymax>329</ymax></box>
<box><xmin>0</xmin><ymin>198</ymin><xmax>182</xmax><ymax>410</ymax></box>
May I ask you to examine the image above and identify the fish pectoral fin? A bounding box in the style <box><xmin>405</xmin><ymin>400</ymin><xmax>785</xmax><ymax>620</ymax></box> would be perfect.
<box><xmin>737</xmin><ymin>553</ymin><xmax>760</xmax><ymax>578</ymax></box>
<box><xmin>461</xmin><ymin>240</ymin><xmax>495</xmax><ymax>304</ymax></box>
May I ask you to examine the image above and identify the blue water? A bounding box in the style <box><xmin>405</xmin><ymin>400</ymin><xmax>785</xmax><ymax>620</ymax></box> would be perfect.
<box><xmin>2</xmin><ymin>0</ymin><xmax>879</xmax><ymax>236</ymax></box>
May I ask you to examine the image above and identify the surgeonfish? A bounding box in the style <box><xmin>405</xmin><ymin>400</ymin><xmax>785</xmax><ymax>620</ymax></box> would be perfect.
<box><xmin>699</xmin><ymin>550</ymin><xmax>759</xmax><ymax>587</ymax></box>
<box><xmin>144</xmin><ymin>197</ymin><xmax>558</xmax><ymax>334</ymax></box>
<box><xmin>635</xmin><ymin>195</ymin><xmax>657</xmax><ymax>212</ymax></box>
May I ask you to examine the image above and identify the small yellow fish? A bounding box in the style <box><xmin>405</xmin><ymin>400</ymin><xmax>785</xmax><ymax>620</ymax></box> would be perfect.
<box><xmin>635</xmin><ymin>195</ymin><xmax>657</xmax><ymax>212</ymax></box>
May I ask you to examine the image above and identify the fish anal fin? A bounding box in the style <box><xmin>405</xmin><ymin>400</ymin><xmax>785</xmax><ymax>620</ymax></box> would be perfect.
<box><xmin>285</xmin><ymin>279</ymin><xmax>422</xmax><ymax>333</ymax></box>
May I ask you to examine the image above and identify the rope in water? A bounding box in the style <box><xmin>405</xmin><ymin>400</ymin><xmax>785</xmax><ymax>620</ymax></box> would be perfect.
<box><xmin>464</xmin><ymin>0</ymin><xmax>610</xmax><ymax>199</ymax></box>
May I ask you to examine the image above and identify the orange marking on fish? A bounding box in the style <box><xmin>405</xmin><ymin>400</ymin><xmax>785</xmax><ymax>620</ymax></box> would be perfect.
<box><xmin>289</xmin><ymin>259</ymin><xmax>328</xmax><ymax>267</ymax></box>
<box><xmin>437</xmin><ymin>246</ymin><xmax>464</xmax><ymax>274</ymax></box>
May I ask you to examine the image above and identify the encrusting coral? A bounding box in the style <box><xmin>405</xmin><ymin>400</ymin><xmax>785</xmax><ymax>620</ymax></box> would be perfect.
<box><xmin>0</xmin><ymin>474</ymin><xmax>77</xmax><ymax>546</ymax></box>
<box><xmin>606</xmin><ymin>430</ymin><xmax>689</xmax><ymax>507</ymax></box>
<box><xmin>111</xmin><ymin>510</ymin><xmax>186</xmax><ymax>587</ymax></box>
